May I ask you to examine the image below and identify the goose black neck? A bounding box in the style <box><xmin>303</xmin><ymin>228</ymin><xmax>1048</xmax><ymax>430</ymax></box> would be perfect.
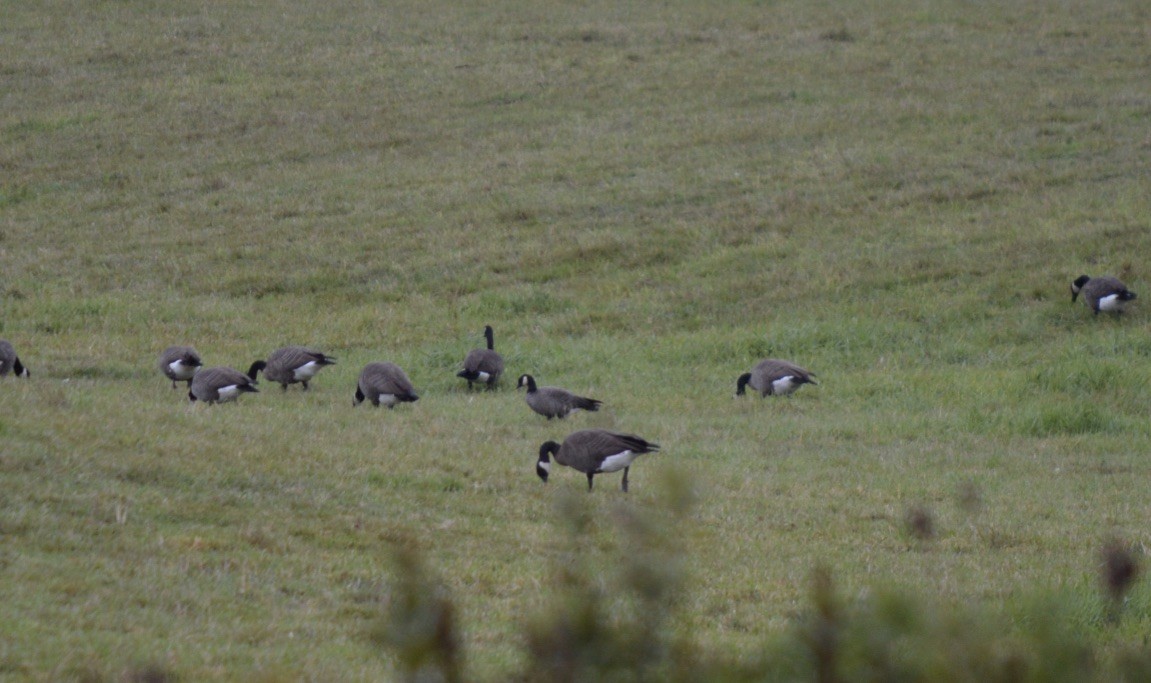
<box><xmin>538</xmin><ymin>441</ymin><xmax>559</xmax><ymax>462</ymax></box>
<box><xmin>736</xmin><ymin>373</ymin><xmax>752</xmax><ymax>396</ymax></box>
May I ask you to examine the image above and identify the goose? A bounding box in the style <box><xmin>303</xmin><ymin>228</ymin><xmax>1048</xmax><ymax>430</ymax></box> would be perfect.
<box><xmin>536</xmin><ymin>429</ymin><xmax>660</xmax><ymax>492</ymax></box>
<box><xmin>516</xmin><ymin>374</ymin><xmax>602</xmax><ymax>419</ymax></box>
<box><xmin>248</xmin><ymin>346</ymin><xmax>336</xmax><ymax>390</ymax></box>
<box><xmin>189</xmin><ymin>366</ymin><xmax>259</xmax><ymax>404</ymax></box>
<box><xmin>0</xmin><ymin>340</ymin><xmax>29</xmax><ymax>378</ymax></box>
<box><xmin>158</xmin><ymin>345</ymin><xmax>202</xmax><ymax>389</ymax></box>
<box><xmin>457</xmin><ymin>325</ymin><xmax>504</xmax><ymax>390</ymax></box>
<box><xmin>1071</xmin><ymin>275</ymin><xmax>1136</xmax><ymax>315</ymax></box>
<box><xmin>736</xmin><ymin>358</ymin><xmax>817</xmax><ymax>397</ymax></box>
<box><xmin>354</xmin><ymin>362</ymin><xmax>420</xmax><ymax>408</ymax></box>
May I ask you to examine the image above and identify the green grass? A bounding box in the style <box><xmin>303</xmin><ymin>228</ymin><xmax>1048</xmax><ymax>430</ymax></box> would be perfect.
<box><xmin>3</xmin><ymin>0</ymin><xmax>1151</xmax><ymax>679</ymax></box>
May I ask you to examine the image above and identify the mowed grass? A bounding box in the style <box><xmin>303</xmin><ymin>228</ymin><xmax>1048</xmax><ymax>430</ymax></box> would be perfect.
<box><xmin>3</xmin><ymin>0</ymin><xmax>1151</xmax><ymax>679</ymax></box>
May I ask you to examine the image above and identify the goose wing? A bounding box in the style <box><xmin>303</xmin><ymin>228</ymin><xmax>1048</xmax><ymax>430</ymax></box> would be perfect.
<box><xmin>364</xmin><ymin>362</ymin><xmax>414</xmax><ymax>395</ymax></box>
<box><xmin>464</xmin><ymin>348</ymin><xmax>503</xmax><ymax>375</ymax></box>
<box><xmin>269</xmin><ymin>346</ymin><xmax>335</xmax><ymax>370</ymax></box>
<box><xmin>565</xmin><ymin>429</ymin><xmax>659</xmax><ymax>461</ymax></box>
<box><xmin>755</xmin><ymin>358</ymin><xmax>816</xmax><ymax>383</ymax></box>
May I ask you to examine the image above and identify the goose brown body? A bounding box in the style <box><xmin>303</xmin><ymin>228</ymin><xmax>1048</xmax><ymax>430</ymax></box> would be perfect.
<box><xmin>354</xmin><ymin>362</ymin><xmax>420</xmax><ymax>408</ymax></box>
<box><xmin>736</xmin><ymin>359</ymin><xmax>817</xmax><ymax>397</ymax></box>
<box><xmin>1071</xmin><ymin>275</ymin><xmax>1136</xmax><ymax>315</ymax></box>
<box><xmin>189</xmin><ymin>366</ymin><xmax>259</xmax><ymax>404</ymax></box>
<box><xmin>517</xmin><ymin>374</ymin><xmax>602</xmax><ymax>419</ymax></box>
<box><xmin>158</xmin><ymin>345</ymin><xmax>202</xmax><ymax>388</ymax></box>
<box><xmin>249</xmin><ymin>346</ymin><xmax>336</xmax><ymax>390</ymax></box>
<box><xmin>457</xmin><ymin>325</ymin><xmax>504</xmax><ymax>390</ymax></box>
<box><xmin>0</xmin><ymin>340</ymin><xmax>28</xmax><ymax>378</ymax></box>
<box><xmin>536</xmin><ymin>429</ymin><xmax>660</xmax><ymax>492</ymax></box>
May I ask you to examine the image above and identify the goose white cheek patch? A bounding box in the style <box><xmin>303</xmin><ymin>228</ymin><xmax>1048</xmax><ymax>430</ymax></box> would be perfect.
<box><xmin>537</xmin><ymin>461</ymin><xmax>551</xmax><ymax>473</ymax></box>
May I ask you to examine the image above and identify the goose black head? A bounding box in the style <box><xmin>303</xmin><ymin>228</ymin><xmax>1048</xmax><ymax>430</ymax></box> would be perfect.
<box><xmin>1071</xmin><ymin>275</ymin><xmax>1091</xmax><ymax>302</ymax></box>
<box><xmin>536</xmin><ymin>441</ymin><xmax>559</xmax><ymax>483</ymax></box>
<box><xmin>247</xmin><ymin>360</ymin><xmax>267</xmax><ymax>381</ymax></box>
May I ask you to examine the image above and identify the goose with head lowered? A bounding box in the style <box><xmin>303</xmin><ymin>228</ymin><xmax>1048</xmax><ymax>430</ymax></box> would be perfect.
<box><xmin>249</xmin><ymin>346</ymin><xmax>336</xmax><ymax>391</ymax></box>
<box><xmin>158</xmin><ymin>345</ymin><xmax>202</xmax><ymax>389</ymax></box>
<box><xmin>189</xmin><ymin>366</ymin><xmax>259</xmax><ymax>404</ymax></box>
<box><xmin>0</xmin><ymin>340</ymin><xmax>29</xmax><ymax>378</ymax></box>
<box><xmin>457</xmin><ymin>325</ymin><xmax>504</xmax><ymax>390</ymax></box>
<box><xmin>1071</xmin><ymin>275</ymin><xmax>1136</xmax><ymax>315</ymax></box>
<box><xmin>354</xmin><ymin>362</ymin><xmax>420</xmax><ymax>408</ymax></box>
<box><xmin>536</xmin><ymin>429</ymin><xmax>660</xmax><ymax>493</ymax></box>
<box><xmin>516</xmin><ymin>374</ymin><xmax>602</xmax><ymax>419</ymax></box>
<box><xmin>736</xmin><ymin>358</ymin><xmax>817</xmax><ymax>398</ymax></box>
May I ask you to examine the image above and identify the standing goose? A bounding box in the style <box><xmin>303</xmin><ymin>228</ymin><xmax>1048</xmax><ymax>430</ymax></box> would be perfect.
<box><xmin>0</xmin><ymin>340</ymin><xmax>29</xmax><ymax>378</ymax></box>
<box><xmin>354</xmin><ymin>362</ymin><xmax>420</xmax><ymax>408</ymax></box>
<box><xmin>189</xmin><ymin>366</ymin><xmax>259</xmax><ymax>404</ymax></box>
<box><xmin>248</xmin><ymin>346</ymin><xmax>336</xmax><ymax>391</ymax></box>
<box><xmin>536</xmin><ymin>429</ymin><xmax>660</xmax><ymax>493</ymax></box>
<box><xmin>158</xmin><ymin>345</ymin><xmax>202</xmax><ymax>389</ymax></box>
<box><xmin>457</xmin><ymin>325</ymin><xmax>504</xmax><ymax>390</ymax></box>
<box><xmin>736</xmin><ymin>358</ymin><xmax>818</xmax><ymax>397</ymax></box>
<box><xmin>516</xmin><ymin>374</ymin><xmax>602</xmax><ymax>419</ymax></box>
<box><xmin>1071</xmin><ymin>275</ymin><xmax>1136</xmax><ymax>315</ymax></box>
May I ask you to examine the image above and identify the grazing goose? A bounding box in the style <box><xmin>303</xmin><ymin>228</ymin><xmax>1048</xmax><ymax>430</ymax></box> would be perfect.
<box><xmin>189</xmin><ymin>366</ymin><xmax>259</xmax><ymax>404</ymax></box>
<box><xmin>1071</xmin><ymin>275</ymin><xmax>1136</xmax><ymax>315</ymax></box>
<box><xmin>536</xmin><ymin>429</ymin><xmax>660</xmax><ymax>493</ymax></box>
<box><xmin>0</xmin><ymin>340</ymin><xmax>29</xmax><ymax>378</ymax></box>
<box><xmin>457</xmin><ymin>325</ymin><xmax>504</xmax><ymax>390</ymax></box>
<box><xmin>248</xmin><ymin>346</ymin><xmax>336</xmax><ymax>390</ymax></box>
<box><xmin>736</xmin><ymin>358</ymin><xmax>818</xmax><ymax>397</ymax></box>
<box><xmin>516</xmin><ymin>374</ymin><xmax>602</xmax><ymax>419</ymax></box>
<box><xmin>354</xmin><ymin>362</ymin><xmax>420</xmax><ymax>408</ymax></box>
<box><xmin>158</xmin><ymin>345</ymin><xmax>202</xmax><ymax>389</ymax></box>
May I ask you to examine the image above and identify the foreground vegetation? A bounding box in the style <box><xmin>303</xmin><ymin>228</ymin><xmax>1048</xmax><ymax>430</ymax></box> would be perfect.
<box><xmin>2</xmin><ymin>0</ymin><xmax>1150</xmax><ymax>679</ymax></box>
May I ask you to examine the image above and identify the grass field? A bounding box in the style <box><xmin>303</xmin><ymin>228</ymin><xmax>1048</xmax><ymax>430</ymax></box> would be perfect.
<box><xmin>3</xmin><ymin>0</ymin><xmax>1151</xmax><ymax>679</ymax></box>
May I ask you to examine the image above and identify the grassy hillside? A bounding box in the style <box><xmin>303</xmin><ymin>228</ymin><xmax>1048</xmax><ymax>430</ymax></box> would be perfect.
<box><xmin>2</xmin><ymin>0</ymin><xmax>1150</xmax><ymax>679</ymax></box>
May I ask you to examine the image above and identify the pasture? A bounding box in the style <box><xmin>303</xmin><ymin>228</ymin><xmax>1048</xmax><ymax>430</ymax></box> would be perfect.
<box><xmin>2</xmin><ymin>0</ymin><xmax>1150</xmax><ymax>679</ymax></box>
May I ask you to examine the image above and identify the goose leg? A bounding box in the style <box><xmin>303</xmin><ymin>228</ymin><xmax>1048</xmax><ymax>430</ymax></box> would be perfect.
<box><xmin>622</xmin><ymin>467</ymin><xmax>630</xmax><ymax>493</ymax></box>
<box><xmin>586</xmin><ymin>473</ymin><xmax>595</xmax><ymax>491</ymax></box>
